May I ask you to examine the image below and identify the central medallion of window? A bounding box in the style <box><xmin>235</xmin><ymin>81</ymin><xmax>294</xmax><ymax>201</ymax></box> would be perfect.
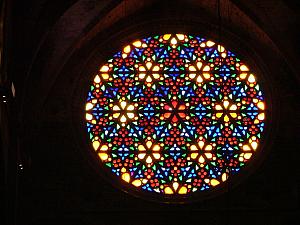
<box><xmin>85</xmin><ymin>34</ymin><xmax>266</xmax><ymax>200</ymax></box>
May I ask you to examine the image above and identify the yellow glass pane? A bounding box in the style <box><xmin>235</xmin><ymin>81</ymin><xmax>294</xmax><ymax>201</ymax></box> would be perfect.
<box><xmin>98</xmin><ymin>153</ymin><xmax>108</xmax><ymax>161</ymax></box>
<box><xmin>248</xmin><ymin>74</ymin><xmax>256</xmax><ymax>83</ymax></box>
<box><xmin>152</xmin><ymin>145</ymin><xmax>160</xmax><ymax>151</ymax></box>
<box><xmin>138</xmin><ymin>145</ymin><xmax>146</xmax><ymax>151</ymax></box>
<box><xmin>153</xmin><ymin>153</ymin><xmax>161</xmax><ymax>159</ymax></box>
<box><xmin>139</xmin><ymin>66</ymin><xmax>146</xmax><ymax>72</ymax></box>
<box><xmin>203</xmin><ymin>65</ymin><xmax>210</xmax><ymax>71</ymax></box>
<box><xmin>100</xmin><ymin>145</ymin><xmax>108</xmax><ymax>151</ymax></box>
<box><xmin>171</xmin><ymin>37</ymin><xmax>177</xmax><ymax>45</ymax></box>
<box><xmin>224</xmin><ymin>115</ymin><xmax>230</xmax><ymax>122</ymax></box>
<box><xmin>120</xmin><ymin>115</ymin><xmax>127</xmax><ymax>123</ymax></box>
<box><xmin>206</xmin><ymin>41</ymin><xmax>215</xmax><ymax>47</ymax></box>
<box><xmin>221</xmin><ymin>52</ymin><xmax>227</xmax><ymax>58</ymax></box>
<box><xmin>178</xmin><ymin>186</ymin><xmax>187</xmax><ymax>194</ymax></box>
<box><xmin>198</xmin><ymin>140</ymin><xmax>205</xmax><ymax>149</ymax></box>
<box><xmin>132</xmin><ymin>179</ymin><xmax>142</xmax><ymax>187</ymax></box>
<box><xmin>164</xmin><ymin>187</ymin><xmax>173</xmax><ymax>194</ymax></box>
<box><xmin>221</xmin><ymin>173</ymin><xmax>228</xmax><ymax>181</ymax></box>
<box><xmin>191</xmin><ymin>153</ymin><xmax>198</xmax><ymax>159</ymax></box>
<box><xmin>203</xmin><ymin>73</ymin><xmax>210</xmax><ymax>79</ymax></box>
<box><xmin>101</xmin><ymin>73</ymin><xmax>109</xmax><ymax>80</ymax></box>
<box><xmin>152</xmin><ymin>65</ymin><xmax>160</xmax><ymax>71</ymax></box>
<box><xmin>120</xmin><ymin>101</ymin><xmax>127</xmax><ymax>109</ymax></box>
<box><xmin>216</xmin><ymin>112</ymin><xmax>223</xmax><ymax>118</ymax></box>
<box><xmin>217</xmin><ymin>45</ymin><xmax>225</xmax><ymax>52</ymax></box>
<box><xmin>146</xmin><ymin>76</ymin><xmax>152</xmax><ymax>83</ymax></box>
<box><xmin>139</xmin><ymin>73</ymin><xmax>146</xmax><ymax>79</ymax></box>
<box><xmin>138</xmin><ymin>153</ymin><xmax>146</xmax><ymax>159</ymax></box>
<box><xmin>127</xmin><ymin>105</ymin><xmax>134</xmax><ymax>111</ymax></box>
<box><xmin>251</xmin><ymin>141</ymin><xmax>258</xmax><ymax>150</ymax></box>
<box><xmin>198</xmin><ymin>155</ymin><xmax>205</xmax><ymax>163</ymax></box>
<box><xmin>176</xmin><ymin>34</ymin><xmax>185</xmax><ymax>40</ymax></box>
<box><xmin>94</xmin><ymin>75</ymin><xmax>101</xmax><ymax>83</ymax></box>
<box><xmin>204</xmin><ymin>144</ymin><xmax>212</xmax><ymax>151</ymax></box>
<box><xmin>215</xmin><ymin>105</ymin><xmax>222</xmax><ymax>110</ymax></box>
<box><xmin>163</xmin><ymin>34</ymin><xmax>171</xmax><ymax>40</ymax></box>
<box><xmin>85</xmin><ymin>113</ymin><xmax>93</xmax><ymax>121</ymax></box>
<box><xmin>127</xmin><ymin>112</ymin><xmax>135</xmax><ymax>119</ymax></box>
<box><xmin>229</xmin><ymin>104</ymin><xmax>237</xmax><ymax>110</ymax></box>
<box><xmin>242</xmin><ymin>145</ymin><xmax>251</xmax><ymax>151</ymax></box>
<box><xmin>100</xmin><ymin>65</ymin><xmax>109</xmax><ymax>72</ymax></box>
<box><xmin>257</xmin><ymin>101</ymin><xmax>265</xmax><ymax>110</ymax></box>
<box><xmin>146</xmin><ymin>156</ymin><xmax>153</xmax><ymax>164</ymax></box>
<box><xmin>122</xmin><ymin>173</ymin><xmax>130</xmax><ymax>183</ymax></box>
<box><xmin>211</xmin><ymin>179</ymin><xmax>220</xmax><ymax>186</ymax></box>
<box><xmin>112</xmin><ymin>112</ymin><xmax>119</xmax><ymax>119</ymax></box>
<box><xmin>258</xmin><ymin>113</ymin><xmax>265</xmax><ymax>120</ymax></box>
<box><xmin>205</xmin><ymin>153</ymin><xmax>212</xmax><ymax>158</ymax></box>
<box><xmin>92</xmin><ymin>141</ymin><xmax>100</xmax><ymax>150</ymax></box>
<box><xmin>196</xmin><ymin>76</ymin><xmax>203</xmax><ymax>83</ymax></box>
<box><xmin>123</xmin><ymin>45</ymin><xmax>131</xmax><ymax>54</ymax></box>
<box><xmin>190</xmin><ymin>145</ymin><xmax>198</xmax><ymax>151</ymax></box>
<box><xmin>146</xmin><ymin>140</ymin><xmax>152</xmax><ymax>149</ymax></box>
<box><xmin>240</xmin><ymin>65</ymin><xmax>249</xmax><ymax>71</ymax></box>
<box><xmin>112</xmin><ymin>105</ymin><xmax>120</xmax><ymax>111</ymax></box>
<box><xmin>230</xmin><ymin>113</ymin><xmax>237</xmax><ymax>118</ymax></box>
<box><xmin>173</xmin><ymin>182</ymin><xmax>179</xmax><ymax>191</ymax></box>
<box><xmin>132</xmin><ymin>40</ymin><xmax>142</xmax><ymax>47</ymax></box>
<box><xmin>189</xmin><ymin>73</ymin><xmax>196</xmax><ymax>79</ymax></box>
<box><xmin>223</xmin><ymin>100</ymin><xmax>229</xmax><ymax>109</ymax></box>
<box><xmin>244</xmin><ymin>153</ymin><xmax>252</xmax><ymax>159</ymax></box>
<box><xmin>189</xmin><ymin>65</ymin><xmax>196</xmax><ymax>71</ymax></box>
<box><xmin>240</xmin><ymin>73</ymin><xmax>247</xmax><ymax>79</ymax></box>
<box><xmin>196</xmin><ymin>62</ymin><xmax>202</xmax><ymax>70</ymax></box>
<box><xmin>85</xmin><ymin>102</ymin><xmax>93</xmax><ymax>110</ymax></box>
<box><xmin>146</xmin><ymin>62</ymin><xmax>152</xmax><ymax>69</ymax></box>
<box><xmin>153</xmin><ymin>73</ymin><xmax>160</xmax><ymax>79</ymax></box>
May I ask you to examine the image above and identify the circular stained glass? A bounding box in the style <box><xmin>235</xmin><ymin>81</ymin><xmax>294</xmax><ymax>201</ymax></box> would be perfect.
<box><xmin>85</xmin><ymin>34</ymin><xmax>266</xmax><ymax>200</ymax></box>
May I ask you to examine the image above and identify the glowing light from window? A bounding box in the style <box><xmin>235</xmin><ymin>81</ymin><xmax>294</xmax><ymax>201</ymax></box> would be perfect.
<box><xmin>85</xmin><ymin>34</ymin><xmax>266</xmax><ymax>196</ymax></box>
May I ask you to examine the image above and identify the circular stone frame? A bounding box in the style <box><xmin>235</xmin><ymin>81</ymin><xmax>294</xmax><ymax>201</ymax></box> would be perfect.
<box><xmin>72</xmin><ymin>19</ymin><xmax>275</xmax><ymax>204</ymax></box>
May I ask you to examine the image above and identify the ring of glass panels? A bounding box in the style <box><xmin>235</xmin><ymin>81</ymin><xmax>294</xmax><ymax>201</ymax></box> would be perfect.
<box><xmin>85</xmin><ymin>34</ymin><xmax>266</xmax><ymax>200</ymax></box>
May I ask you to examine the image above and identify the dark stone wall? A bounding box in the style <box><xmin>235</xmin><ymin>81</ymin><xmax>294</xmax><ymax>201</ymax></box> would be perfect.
<box><xmin>4</xmin><ymin>0</ymin><xmax>299</xmax><ymax>224</ymax></box>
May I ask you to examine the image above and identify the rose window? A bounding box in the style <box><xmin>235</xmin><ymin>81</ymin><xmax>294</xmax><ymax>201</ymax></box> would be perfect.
<box><xmin>85</xmin><ymin>34</ymin><xmax>266</xmax><ymax>201</ymax></box>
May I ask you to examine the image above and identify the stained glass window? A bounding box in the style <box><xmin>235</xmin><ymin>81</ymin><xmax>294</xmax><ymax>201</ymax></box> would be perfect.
<box><xmin>85</xmin><ymin>34</ymin><xmax>266</xmax><ymax>200</ymax></box>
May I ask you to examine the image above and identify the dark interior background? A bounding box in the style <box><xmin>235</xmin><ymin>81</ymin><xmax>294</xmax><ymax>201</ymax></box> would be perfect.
<box><xmin>1</xmin><ymin>0</ymin><xmax>299</xmax><ymax>225</ymax></box>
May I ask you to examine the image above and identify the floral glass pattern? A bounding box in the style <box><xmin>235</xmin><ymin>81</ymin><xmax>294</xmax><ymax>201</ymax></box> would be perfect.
<box><xmin>85</xmin><ymin>34</ymin><xmax>266</xmax><ymax>197</ymax></box>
